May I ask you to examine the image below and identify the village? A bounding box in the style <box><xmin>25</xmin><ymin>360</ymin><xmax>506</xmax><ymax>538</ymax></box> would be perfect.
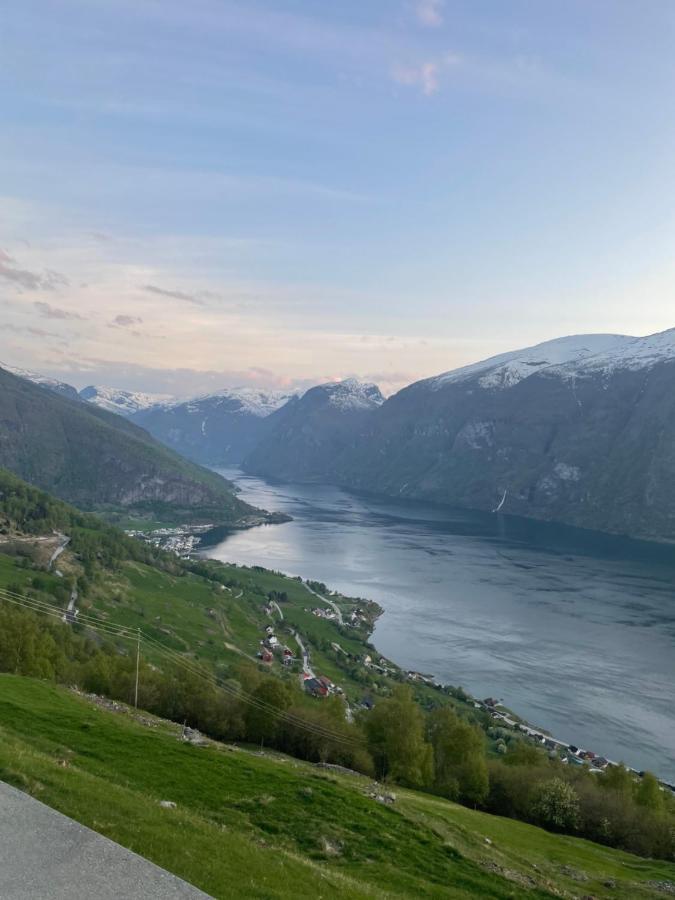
<box><xmin>256</xmin><ymin>584</ymin><xmax>675</xmax><ymax>796</ymax></box>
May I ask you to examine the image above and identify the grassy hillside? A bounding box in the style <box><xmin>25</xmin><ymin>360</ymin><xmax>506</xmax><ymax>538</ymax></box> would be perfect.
<box><xmin>0</xmin><ymin>368</ymin><xmax>261</xmax><ymax>527</ymax></box>
<box><xmin>2</xmin><ymin>676</ymin><xmax>673</xmax><ymax>899</ymax></box>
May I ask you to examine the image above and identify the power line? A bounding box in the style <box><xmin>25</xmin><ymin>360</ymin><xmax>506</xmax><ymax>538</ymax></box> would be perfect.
<box><xmin>0</xmin><ymin>587</ymin><xmax>365</xmax><ymax>748</ymax></box>
<box><xmin>141</xmin><ymin>631</ymin><xmax>364</xmax><ymax>747</ymax></box>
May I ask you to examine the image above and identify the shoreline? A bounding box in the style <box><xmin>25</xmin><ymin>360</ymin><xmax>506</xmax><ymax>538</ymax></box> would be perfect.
<box><xmin>194</xmin><ymin>547</ymin><xmax>675</xmax><ymax>793</ymax></box>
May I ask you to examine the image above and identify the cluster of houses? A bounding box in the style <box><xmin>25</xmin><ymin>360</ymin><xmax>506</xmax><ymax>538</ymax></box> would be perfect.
<box><xmin>308</xmin><ymin>605</ymin><xmax>370</xmax><ymax>627</ymax></box>
<box><xmin>481</xmin><ymin>699</ymin><xmax>620</xmax><ymax>774</ymax></box>
<box><xmin>257</xmin><ymin>625</ymin><xmax>296</xmax><ymax>667</ymax></box>
<box><xmin>310</xmin><ymin>606</ymin><xmax>339</xmax><ymax>622</ymax></box>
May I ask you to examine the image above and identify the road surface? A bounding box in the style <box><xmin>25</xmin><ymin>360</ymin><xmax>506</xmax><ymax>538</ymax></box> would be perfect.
<box><xmin>0</xmin><ymin>781</ymin><xmax>209</xmax><ymax>899</ymax></box>
<box><xmin>293</xmin><ymin>631</ymin><xmax>315</xmax><ymax>679</ymax></box>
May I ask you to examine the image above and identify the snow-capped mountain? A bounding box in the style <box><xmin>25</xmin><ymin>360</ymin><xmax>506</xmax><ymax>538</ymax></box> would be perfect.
<box><xmin>243</xmin><ymin>379</ymin><xmax>384</xmax><ymax>481</ymax></box>
<box><xmin>79</xmin><ymin>385</ymin><xmax>173</xmax><ymax>417</ymax></box>
<box><xmin>431</xmin><ymin>328</ymin><xmax>675</xmax><ymax>392</ymax></box>
<box><xmin>246</xmin><ymin>329</ymin><xmax>675</xmax><ymax>542</ymax></box>
<box><xmin>131</xmin><ymin>387</ymin><xmax>297</xmax><ymax>466</ymax></box>
<box><xmin>184</xmin><ymin>388</ymin><xmax>296</xmax><ymax>419</ymax></box>
<box><xmin>554</xmin><ymin>327</ymin><xmax>675</xmax><ymax>379</ymax></box>
<box><xmin>324</xmin><ymin>377</ymin><xmax>384</xmax><ymax>411</ymax></box>
<box><xmin>431</xmin><ymin>333</ymin><xmax>636</xmax><ymax>391</ymax></box>
<box><xmin>322</xmin><ymin>326</ymin><xmax>675</xmax><ymax>542</ymax></box>
<box><xmin>3</xmin><ymin>365</ymin><xmax>80</xmax><ymax>401</ymax></box>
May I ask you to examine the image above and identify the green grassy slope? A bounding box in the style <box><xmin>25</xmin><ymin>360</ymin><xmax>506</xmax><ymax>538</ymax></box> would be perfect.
<box><xmin>0</xmin><ymin>370</ymin><xmax>259</xmax><ymax>525</ymax></box>
<box><xmin>1</xmin><ymin>676</ymin><xmax>672</xmax><ymax>899</ymax></box>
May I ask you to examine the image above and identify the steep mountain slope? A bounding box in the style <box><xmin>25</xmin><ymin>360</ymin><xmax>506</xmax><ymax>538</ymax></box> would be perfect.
<box><xmin>243</xmin><ymin>379</ymin><xmax>384</xmax><ymax>481</ymax></box>
<box><xmin>4</xmin><ymin>365</ymin><xmax>80</xmax><ymax>401</ymax></box>
<box><xmin>330</xmin><ymin>329</ymin><xmax>675</xmax><ymax>541</ymax></box>
<box><xmin>80</xmin><ymin>384</ymin><xmax>172</xmax><ymax>416</ymax></box>
<box><xmin>0</xmin><ymin>367</ymin><xmax>260</xmax><ymax>525</ymax></box>
<box><xmin>133</xmin><ymin>388</ymin><xmax>295</xmax><ymax>465</ymax></box>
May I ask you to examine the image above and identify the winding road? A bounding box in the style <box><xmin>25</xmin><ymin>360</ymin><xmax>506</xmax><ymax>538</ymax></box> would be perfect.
<box><xmin>302</xmin><ymin>583</ymin><xmax>343</xmax><ymax>625</ymax></box>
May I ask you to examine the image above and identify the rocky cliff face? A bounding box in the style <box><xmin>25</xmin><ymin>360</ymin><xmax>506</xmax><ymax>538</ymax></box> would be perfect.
<box><xmin>328</xmin><ymin>330</ymin><xmax>675</xmax><ymax>541</ymax></box>
<box><xmin>132</xmin><ymin>388</ymin><xmax>295</xmax><ymax>465</ymax></box>
<box><xmin>243</xmin><ymin>379</ymin><xmax>384</xmax><ymax>481</ymax></box>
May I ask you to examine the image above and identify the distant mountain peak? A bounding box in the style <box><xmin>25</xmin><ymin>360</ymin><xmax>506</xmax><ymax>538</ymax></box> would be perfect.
<box><xmin>316</xmin><ymin>378</ymin><xmax>384</xmax><ymax>411</ymax></box>
<box><xmin>80</xmin><ymin>385</ymin><xmax>173</xmax><ymax>417</ymax></box>
<box><xmin>3</xmin><ymin>364</ymin><xmax>80</xmax><ymax>401</ymax></box>
<box><xmin>184</xmin><ymin>387</ymin><xmax>297</xmax><ymax>418</ymax></box>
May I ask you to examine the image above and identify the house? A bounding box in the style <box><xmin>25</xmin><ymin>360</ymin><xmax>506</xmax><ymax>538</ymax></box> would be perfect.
<box><xmin>265</xmin><ymin>625</ymin><xmax>275</xmax><ymax>635</ymax></box>
<box><xmin>303</xmin><ymin>677</ymin><xmax>328</xmax><ymax>698</ymax></box>
<box><xmin>317</xmin><ymin>675</ymin><xmax>335</xmax><ymax>694</ymax></box>
<box><xmin>257</xmin><ymin>648</ymin><xmax>273</xmax><ymax>664</ymax></box>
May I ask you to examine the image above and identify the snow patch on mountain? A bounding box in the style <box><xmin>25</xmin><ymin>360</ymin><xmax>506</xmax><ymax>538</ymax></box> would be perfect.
<box><xmin>319</xmin><ymin>378</ymin><xmax>384</xmax><ymax>411</ymax></box>
<box><xmin>554</xmin><ymin>327</ymin><xmax>675</xmax><ymax>379</ymax></box>
<box><xmin>431</xmin><ymin>334</ymin><xmax>637</xmax><ymax>391</ymax></box>
<box><xmin>4</xmin><ymin>365</ymin><xmax>79</xmax><ymax>400</ymax></box>
<box><xmin>80</xmin><ymin>385</ymin><xmax>172</xmax><ymax>416</ymax></box>
<box><xmin>184</xmin><ymin>388</ymin><xmax>297</xmax><ymax>418</ymax></box>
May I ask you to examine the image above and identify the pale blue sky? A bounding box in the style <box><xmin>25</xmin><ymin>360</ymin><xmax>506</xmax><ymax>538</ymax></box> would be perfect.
<box><xmin>1</xmin><ymin>0</ymin><xmax>674</xmax><ymax>395</ymax></box>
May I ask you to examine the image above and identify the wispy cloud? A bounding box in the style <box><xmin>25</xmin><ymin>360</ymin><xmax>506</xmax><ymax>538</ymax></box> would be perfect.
<box><xmin>111</xmin><ymin>314</ymin><xmax>143</xmax><ymax>327</ymax></box>
<box><xmin>34</xmin><ymin>300</ymin><xmax>84</xmax><ymax>320</ymax></box>
<box><xmin>414</xmin><ymin>0</ymin><xmax>444</xmax><ymax>28</ymax></box>
<box><xmin>3</xmin><ymin>322</ymin><xmax>60</xmax><ymax>339</ymax></box>
<box><xmin>392</xmin><ymin>53</ymin><xmax>460</xmax><ymax>95</ymax></box>
<box><xmin>0</xmin><ymin>249</ymin><xmax>69</xmax><ymax>291</ymax></box>
<box><xmin>142</xmin><ymin>284</ymin><xmax>205</xmax><ymax>306</ymax></box>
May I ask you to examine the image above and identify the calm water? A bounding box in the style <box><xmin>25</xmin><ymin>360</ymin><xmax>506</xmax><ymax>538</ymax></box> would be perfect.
<box><xmin>204</xmin><ymin>468</ymin><xmax>675</xmax><ymax>781</ymax></box>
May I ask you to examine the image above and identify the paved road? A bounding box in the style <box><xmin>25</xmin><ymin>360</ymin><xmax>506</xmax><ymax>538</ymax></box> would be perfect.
<box><xmin>0</xmin><ymin>782</ymin><xmax>210</xmax><ymax>899</ymax></box>
<box><xmin>293</xmin><ymin>631</ymin><xmax>315</xmax><ymax>679</ymax></box>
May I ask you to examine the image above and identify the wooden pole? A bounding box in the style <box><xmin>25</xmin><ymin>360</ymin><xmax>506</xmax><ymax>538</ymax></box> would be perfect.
<box><xmin>134</xmin><ymin>628</ymin><xmax>140</xmax><ymax>708</ymax></box>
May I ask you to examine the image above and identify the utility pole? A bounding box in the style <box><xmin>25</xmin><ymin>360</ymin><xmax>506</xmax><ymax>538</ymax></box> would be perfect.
<box><xmin>134</xmin><ymin>628</ymin><xmax>141</xmax><ymax>708</ymax></box>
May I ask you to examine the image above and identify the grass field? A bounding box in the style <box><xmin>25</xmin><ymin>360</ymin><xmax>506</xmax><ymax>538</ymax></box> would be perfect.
<box><xmin>1</xmin><ymin>675</ymin><xmax>673</xmax><ymax>899</ymax></box>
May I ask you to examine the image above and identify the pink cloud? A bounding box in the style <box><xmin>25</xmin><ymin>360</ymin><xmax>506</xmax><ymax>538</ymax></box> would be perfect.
<box><xmin>414</xmin><ymin>0</ymin><xmax>444</xmax><ymax>28</ymax></box>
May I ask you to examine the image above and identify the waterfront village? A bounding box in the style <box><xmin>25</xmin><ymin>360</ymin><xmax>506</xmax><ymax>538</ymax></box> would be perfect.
<box><xmin>258</xmin><ymin>600</ymin><xmax>675</xmax><ymax>795</ymax></box>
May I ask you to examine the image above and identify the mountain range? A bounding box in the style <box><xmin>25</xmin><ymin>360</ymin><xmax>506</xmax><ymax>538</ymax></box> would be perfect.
<box><xmin>7</xmin><ymin>326</ymin><xmax>675</xmax><ymax>541</ymax></box>
<box><xmin>131</xmin><ymin>388</ymin><xmax>296</xmax><ymax>465</ymax></box>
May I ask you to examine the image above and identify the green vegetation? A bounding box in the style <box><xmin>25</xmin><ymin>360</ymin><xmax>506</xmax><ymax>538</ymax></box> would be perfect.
<box><xmin>2</xmin><ymin>676</ymin><xmax>674</xmax><ymax>899</ymax></box>
<box><xmin>0</xmin><ymin>368</ymin><xmax>258</xmax><ymax>526</ymax></box>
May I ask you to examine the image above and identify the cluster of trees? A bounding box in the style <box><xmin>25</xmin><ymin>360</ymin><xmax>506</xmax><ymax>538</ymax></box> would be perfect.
<box><xmin>0</xmin><ymin>468</ymin><xmax>164</xmax><ymax>572</ymax></box>
<box><xmin>366</xmin><ymin>686</ymin><xmax>675</xmax><ymax>860</ymax></box>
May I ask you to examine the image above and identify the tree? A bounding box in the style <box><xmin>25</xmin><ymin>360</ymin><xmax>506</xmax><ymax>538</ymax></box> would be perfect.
<box><xmin>427</xmin><ymin>707</ymin><xmax>488</xmax><ymax>805</ymax></box>
<box><xmin>532</xmin><ymin>778</ymin><xmax>580</xmax><ymax>832</ymax></box>
<box><xmin>365</xmin><ymin>686</ymin><xmax>432</xmax><ymax>786</ymax></box>
<box><xmin>635</xmin><ymin>772</ymin><xmax>663</xmax><ymax>811</ymax></box>
<box><xmin>244</xmin><ymin>679</ymin><xmax>292</xmax><ymax>746</ymax></box>
<box><xmin>601</xmin><ymin>764</ymin><xmax>633</xmax><ymax>799</ymax></box>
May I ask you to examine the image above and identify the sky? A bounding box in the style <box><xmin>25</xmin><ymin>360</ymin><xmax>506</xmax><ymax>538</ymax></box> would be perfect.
<box><xmin>1</xmin><ymin>0</ymin><xmax>674</xmax><ymax>397</ymax></box>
